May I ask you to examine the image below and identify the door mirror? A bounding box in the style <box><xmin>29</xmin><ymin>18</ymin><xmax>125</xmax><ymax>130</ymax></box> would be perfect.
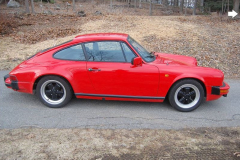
<box><xmin>131</xmin><ymin>57</ymin><xmax>142</xmax><ymax>67</ymax></box>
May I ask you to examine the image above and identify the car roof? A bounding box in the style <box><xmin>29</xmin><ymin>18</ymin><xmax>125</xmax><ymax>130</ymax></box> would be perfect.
<box><xmin>73</xmin><ymin>33</ymin><xmax>129</xmax><ymax>42</ymax></box>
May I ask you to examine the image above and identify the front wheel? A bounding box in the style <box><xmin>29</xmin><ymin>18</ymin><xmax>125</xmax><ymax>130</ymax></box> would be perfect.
<box><xmin>36</xmin><ymin>76</ymin><xmax>72</xmax><ymax>108</ymax></box>
<box><xmin>168</xmin><ymin>79</ymin><xmax>204</xmax><ymax>112</ymax></box>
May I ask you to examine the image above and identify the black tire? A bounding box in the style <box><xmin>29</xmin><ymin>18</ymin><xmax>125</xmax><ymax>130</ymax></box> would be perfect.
<box><xmin>36</xmin><ymin>76</ymin><xmax>72</xmax><ymax>108</ymax></box>
<box><xmin>168</xmin><ymin>79</ymin><xmax>204</xmax><ymax>112</ymax></box>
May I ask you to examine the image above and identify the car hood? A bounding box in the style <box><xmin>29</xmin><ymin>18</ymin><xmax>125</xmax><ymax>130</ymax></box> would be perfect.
<box><xmin>152</xmin><ymin>53</ymin><xmax>198</xmax><ymax>66</ymax></box>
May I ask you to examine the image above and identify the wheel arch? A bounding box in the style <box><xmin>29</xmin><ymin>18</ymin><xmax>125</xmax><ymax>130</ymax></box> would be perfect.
<box><xmin>33</xmin><ymin>74</ymin><xmax>74</xmax><ymax>94</ymax></box>
<box><xmin>166</xmin><ymin>77</ymin><xmax>207</xmax><ymax>99</ymax></box>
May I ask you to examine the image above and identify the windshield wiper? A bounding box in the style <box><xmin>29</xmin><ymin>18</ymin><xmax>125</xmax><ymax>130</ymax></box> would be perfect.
<box><xmin>145</xmin><ymin>52</ymin><xmax>156</xmax><ymax>58</ymax></box>
<box><xmin>151</xmin><ymin>51</ymin><xmax>159</xmax><ymax>58</ymax></box>
<box><xmin>145</xmin><ymin>55</ymin><xmax>155</xmax><ymax>58</ymax></box>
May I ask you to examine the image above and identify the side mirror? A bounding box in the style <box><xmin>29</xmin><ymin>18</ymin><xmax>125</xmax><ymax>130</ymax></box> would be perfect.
<box><xmin>131</xmin><ymin>57</ymin><xmax>142</xmax><ymax>67</ymax></box>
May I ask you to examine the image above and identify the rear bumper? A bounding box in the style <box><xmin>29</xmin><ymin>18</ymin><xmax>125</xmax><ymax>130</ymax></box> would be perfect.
<box><xmin>4</xmin><ymin>74</ymin><xmax>19</xmax><ymax>90</ymax></box>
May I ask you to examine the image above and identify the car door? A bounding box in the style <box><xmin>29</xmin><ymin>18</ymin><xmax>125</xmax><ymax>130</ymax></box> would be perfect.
<box><xmin>84</xmin><ymin>41</ymin><xmax>159</xmax><ymax>97</ymax></box>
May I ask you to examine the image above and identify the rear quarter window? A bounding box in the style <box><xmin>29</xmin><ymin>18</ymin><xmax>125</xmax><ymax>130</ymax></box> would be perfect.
<box><xmin>53</xmin><ymin>44</ymin><xmax>85</xmax><ymax>61</ymax></box>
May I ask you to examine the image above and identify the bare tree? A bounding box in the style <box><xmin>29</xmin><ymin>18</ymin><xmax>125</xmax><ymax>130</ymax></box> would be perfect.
<box><xmin>134</xmin><ymin>0</ymin><xmax>137</xmax><ymax>11</ymax></box>
<box><xmin>192</xmin><ymin>0</ymin><xmax>197</xmax><ymax>15</ymax></box>
<box><xmin>139</xmin><ymin>0</ymin><xmax>142</xmax><ymax>8</ymax></box>
<box><xmin>163</xmin><ymin>0</ymin><xmax>168</xmax><ymax>6</ymax></box>
<box><xmin>227</xmin><ymin>0</ymin><xmax>229</xmax><ymax>12</ymax></box>
<box><xmin>25</xmin><ymin>0</ymin><xmax>30</xmax><ymax>13</ymax></box>
<box><xmin>233</xmin><ymin>0</ymin><xmax>239</xmax><ymax>13</ymax></box>
<box><xmin>73</xmin><ymin>0</ymin><xmax>75</xmax><ymax>11</ymax></box>
<box><xmin>30</xmin><ymin>0</ymin><xmax>35</xmax><ymax>13</ymax></box>
<box><xmin>110</xmin><ymin>0</ymin><xmax>113</xmax><ymax>8</ymax></box>
<box><xmin>180</xmin><ymin>0</ymin><xmax>184</xmax><ymax>13</ymax></box>
<box><xmin>174</xmin><ymin>0</ymin><xmax>178</xmax><ymax>6</ymax></box>
<box><xmin>200</xmin><ymin>0</ymin><xmax>204</xmax><ymax>12</ymax></box>
<box><xmin>149</xmin><ymin>0</ymin><xmax>152</xmax><ymax>15</ymax></box>
<box><xmin>222</xmin><ymin>0</ymin><xmax>224</xmax><ymax>14</ymax></box>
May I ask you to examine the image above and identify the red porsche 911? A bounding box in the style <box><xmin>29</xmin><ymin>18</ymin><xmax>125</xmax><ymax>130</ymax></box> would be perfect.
<box><xmin>4</xmin><ymin>33</ymin><xmax>230</xmax><ymax>112</ymax></box>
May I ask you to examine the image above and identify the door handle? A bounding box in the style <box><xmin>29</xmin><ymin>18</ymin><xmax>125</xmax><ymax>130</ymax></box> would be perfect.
<box><xmin>88</xmin><ymin>68</ymin><xmax>101</xmax><ymax>72</ymax></box>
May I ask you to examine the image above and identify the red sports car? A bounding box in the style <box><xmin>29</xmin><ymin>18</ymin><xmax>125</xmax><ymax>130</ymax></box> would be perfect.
<box><xmin>4</xmin><ymin>33</ymin><xmax>230</xmax><ymax>112</ymax></box>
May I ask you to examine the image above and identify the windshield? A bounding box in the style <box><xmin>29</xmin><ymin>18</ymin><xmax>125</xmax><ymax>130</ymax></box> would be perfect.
<box><xmin>127</xmin><ymin>36</ymin><xmax>155</xmax><ymax>62</ymax></box>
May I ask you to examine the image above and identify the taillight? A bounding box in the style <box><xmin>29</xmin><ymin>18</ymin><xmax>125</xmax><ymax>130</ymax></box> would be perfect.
<box><xmin>10</xmin><ymin>75</ymin><xmax>18</xmax><ymax>81</ymax></box>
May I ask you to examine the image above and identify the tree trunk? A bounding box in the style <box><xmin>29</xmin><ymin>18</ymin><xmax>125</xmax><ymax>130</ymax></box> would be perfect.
<box><xmin>200</xmin><ymin>0</ymin><xmax>204</xmax><ymax>12</ymax></box>
<box><xmin>174</xmin><ymin>0</ymin><xmax>178</xmax><ymax>6</ymax></box>
<box><xmin>134</xmin><ymin>0</ymin><xmax>136</xmax><ymax>11</ymax></box>
<box><xmin>222</xmin><ymin>0</ymin><xmax>224</xmax><ymax>14</ymax></box>
<box><xmin>163</xmin><ymin>0</ymin><xmax>168</xmax><ymax>6</ymax></box>
<box><xmin>139</xmin><ymin>0</ymin><xmax>142</xmax><ymax>8</ymax></box>
<box><xmin>180</xmin><ymin>0</ymin><xmax>184</xmax><ymax>13</ymax></box>
<box><xmin>30</xmin><ymin>0</ymin><xmax>35</xmax><ymax>13</ymax></box>
<box><xmin>185</xmin><ymin>5</ymin><xmax>187</xmax><ymax>15</ymax></box>
<box><xmin>73</xmin><ymin>0</ymin><xmax>75</xmax><ymax>11</ymax></box>
<box><xmin>25</xmin><ymin>0</ymin><xmax>30</xmax><ymax>13</ymax></box>
<box><xmin>110</xmin><ymin>0</ymin><xmax>113</xmax><ymax>9</ymax></box>
<box><xmin>227</xmin><ymin>0</ymin><xmax>229</xmax><ymax>12</ymax></box>
<box><xmin>192</xmin><ymin>0</ymin><xmax>197</xmax><ymax>15</ymax></box>
<box><xmin>149</xmin><ymin>0</ymin><xmax>152</xmax><ymax>15</ymax></box>
<box><xmin>233</xmin><ymin>0</ymin><xmax>239</xmax><ymax>13</ymax></box>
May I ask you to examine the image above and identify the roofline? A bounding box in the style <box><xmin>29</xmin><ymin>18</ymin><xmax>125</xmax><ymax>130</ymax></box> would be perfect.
<box><xmin>74</xmin><ymin>33</ymin><xmax>129</xmax><ymax>39</ymax></box>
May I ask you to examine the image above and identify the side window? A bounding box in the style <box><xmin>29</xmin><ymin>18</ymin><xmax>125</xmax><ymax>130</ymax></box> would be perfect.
<box><xmin>54</xmin><ymin>44</ymin><xmax>85</xmax><ymax>61</ymax></box>
<box><xmin>84</xmin><ymin>41</ymin><xmax>125</xmax><ymax>62</ymax></box>
<box><xmin>121</xmin><ymin>43</ymin><xmax>136</xmax><ymax>62</ymax></box>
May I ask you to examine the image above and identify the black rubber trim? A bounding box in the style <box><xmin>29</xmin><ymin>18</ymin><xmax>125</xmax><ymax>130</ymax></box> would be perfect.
<box><xmin>5</xmin><ymin>83</ymin><xmax>11</xmax><ymax>87</ymax></box>
<box><xmin>211</xmin><ymin>82</ymin><xmax>227</xmax><ymax>95</ymax></box>
<box><xmin>4</xmin><ymin>74</ymin><xmax>19</xmax><ymax>90</ymax></box>
<box><xmin>75</xmin><ymin>93</ymin><xmax>165</xmax><ymax>100</ymax></box>
<box><xmin>222</xmin><ymin>82</ymin><xmax>226</xmax><ymax>87</ymax></box>
<box><xmin>211</xmin><ymin>86</ymin><xmax>220</xmax><ymax>95</ymax></box>
<box><xmin>27</xmin><ymin>53</ymin><xmax>38</xmax><ymax>60</ymax></box>
<box><xmin>4</xmin><ymin>74</ymin><xmax>9</xmax><ymax>81</ymax></box>
<box><xmin>11</xmin><ymin>81</ymin><xmax>19</xmax><ymax>90</ymax></box>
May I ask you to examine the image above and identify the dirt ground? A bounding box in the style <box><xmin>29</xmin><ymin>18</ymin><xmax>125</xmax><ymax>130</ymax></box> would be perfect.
<box><xmin>0</xmin><ymin>127</ymin><xmax>240</xmax><ymax>159</ymax></box>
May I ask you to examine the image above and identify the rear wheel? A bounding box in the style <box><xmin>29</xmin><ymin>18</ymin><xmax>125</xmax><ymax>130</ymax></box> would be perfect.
<box><xmin>36</xmin><ymin>76</ymin><xmax>72</xmax><ymax>108</ymax></box>
<box><xmin>168</xmin><ymin>79</ymin><xmax>204</xmax><ymax>112</ymax></box>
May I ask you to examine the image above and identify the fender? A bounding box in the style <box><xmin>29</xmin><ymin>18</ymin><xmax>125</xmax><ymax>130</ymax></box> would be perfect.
<box><xmin>172</xmin><ymin>73</ymin><xmax>206</xmax><ymax>86</ymax></box>
<box><xmin>158</xmin><ymin>72</ymin><xmax>206</xmax><ymax>98</ymax></box>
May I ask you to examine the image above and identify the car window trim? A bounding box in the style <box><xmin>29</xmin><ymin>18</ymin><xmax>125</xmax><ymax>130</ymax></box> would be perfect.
<box><xmin>120</xmin><ymin>42</ymin><xmax>127</xmax><ymax>62</ymax></box>
<box><xmin>127</xmin><ymin>36</ymin><xmax>153</xmax><ymax>63</ymax></box>
<box><xmin>53</xmin><ymin>43</ymin><xmax>87</xmax><ymax>61</ymax></box>
<box><xmin>120</xmin><ymin>42</ymin><xmax>137</xmax><ymax>62</ymax></box>
<box><xmin>82</xmin><ymin>40</ymin><xmax>129</xmax><ymax>63</ymax></box>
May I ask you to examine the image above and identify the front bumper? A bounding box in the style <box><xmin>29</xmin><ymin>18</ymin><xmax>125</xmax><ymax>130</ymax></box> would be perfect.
<box><xmin>4</xmin><ymin>74</ymin><xmax>19</xmax><ymax>90</ymax></box>
<box><xmin>211</xmin><ymin>81</ymin><xmax>230</xmax><ymax>97</ymax></box>
<box><xmin>207</xmin><ymin>81</ymin><xmax>230</xmax><ymax>101</ymax></box>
